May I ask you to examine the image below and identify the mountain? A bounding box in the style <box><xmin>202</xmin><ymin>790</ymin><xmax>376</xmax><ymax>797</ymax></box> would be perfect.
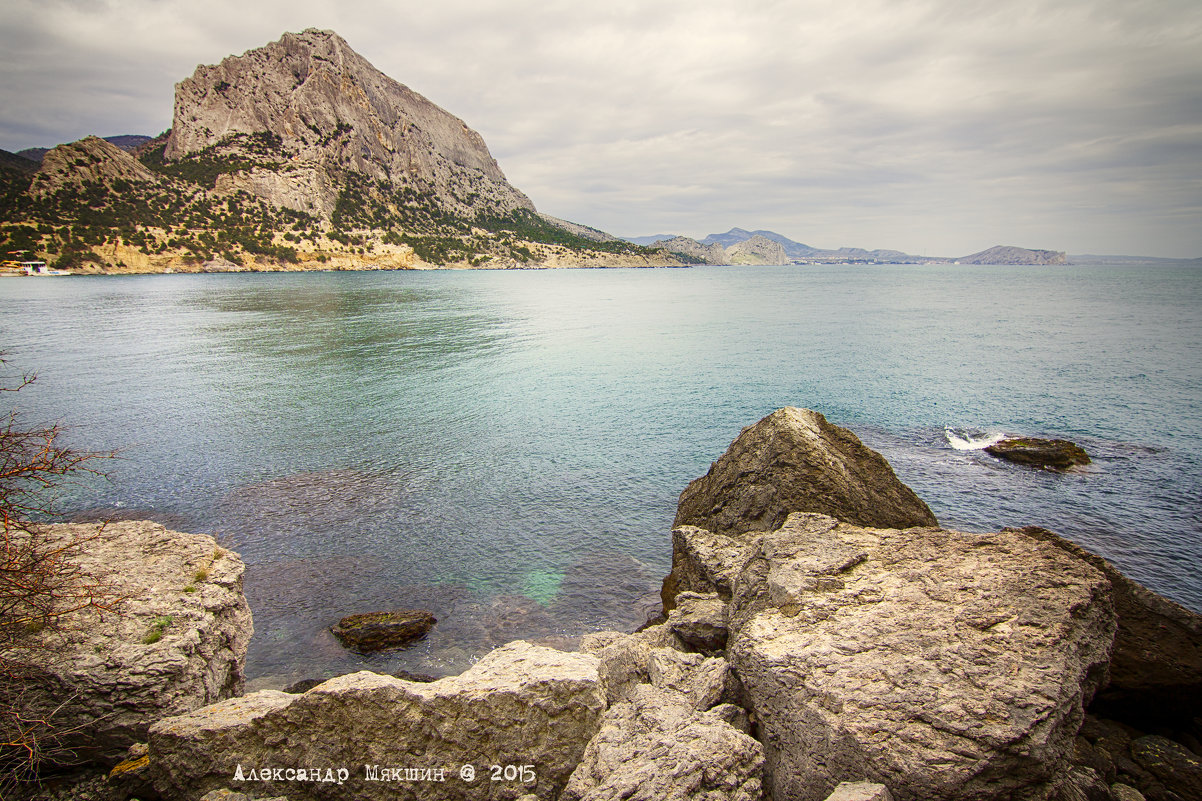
<box><xmin>624</xmin><ymin>234</ymin><xmax>677</xmax><ymax>246</ymax></box>
<box><xmin>16</xmin><ymin>135</ymin><xmax>153</xmax><ymax>164</ymax></box>
<box><xmin>0</xmin><ymin>149</ymin><xmax>40</xmax><ymax>174</ymax></box>
<box><xmin>701</xmin><ymin>228</ymin><xmax>822</xmax><ymax>259</ymax></box>
<box><xmin>0</xmin><ymin>30</ymin><xmax>678</xmax><ymax>272</ymax></box>
<box><xmin>163</xmin><ymin>29</ymin><xmax>532</xmax><ymax>221</ymax></box>
<box><xmin>654</xmin><ymin>236</ymin><xmax>726</xmax><ymax>264</ymax></box>
<box><xmin>726</xmin><ymin>235</ymin><xmax>788</xmax><ymax>265</ymax></box>
<box><xmin>958</xmin><ymin>246</ymin><xmax>1066</xmax><ymax>265</ymax></box>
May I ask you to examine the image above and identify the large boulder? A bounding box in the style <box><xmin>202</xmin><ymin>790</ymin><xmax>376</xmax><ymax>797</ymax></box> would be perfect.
<box><xmin>147</xmin><ymin>641</ymin><xmax>606</xmax><ymax>801</ymax></box>
<box><xmin>2</xmin><ymin>521</ymin><xmax>252</xmax><ymax>765</ymax></box>
<box><xmin>561</xmin><ymin>685</ymin><xmax>763</xmax><ymax>801</ymax></box>
<box><xmin>675</xmin><ymin>407</ymin><xmax>937</xmax><ymax>538</ymax></box>
<box><xmin>726</xmin><ymin>513</ymin><xmax>1116</xmax><ymax>801</ymax></box>
<box><xmin>1010</xmin><ymin>526</ymin><xmax>1202</xmax><ymax>720</ymax></box>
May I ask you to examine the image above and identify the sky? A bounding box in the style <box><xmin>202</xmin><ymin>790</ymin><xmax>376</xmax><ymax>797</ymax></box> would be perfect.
<box><xmin>1</xmin><ymin>0</ymin><xmax>1200</xmax><ymax>258</ymax></box>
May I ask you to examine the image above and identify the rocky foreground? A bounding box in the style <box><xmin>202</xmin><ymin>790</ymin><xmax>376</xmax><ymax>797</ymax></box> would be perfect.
<box><xmin>7</xmin><ymin>408</ymin><xmax>1202</xmax><ymax>801</ymax></box>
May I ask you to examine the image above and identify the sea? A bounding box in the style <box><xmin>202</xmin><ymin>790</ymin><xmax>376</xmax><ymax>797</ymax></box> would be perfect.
<box><xmin>2</xmin><ymin>261</ymin><xmax>1199</xmax><ymax>685</ymax></box>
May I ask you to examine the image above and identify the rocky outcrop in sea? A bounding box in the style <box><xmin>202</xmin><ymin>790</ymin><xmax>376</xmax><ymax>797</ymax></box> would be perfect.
<box><xmin>10</xmin><ymin>408</ymin><xmax>1202</xmax><ymax>801</ymax></box>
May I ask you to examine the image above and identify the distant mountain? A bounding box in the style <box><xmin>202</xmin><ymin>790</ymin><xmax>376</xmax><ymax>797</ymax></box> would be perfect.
<box><xmin>625</xmin><ymin>234</ymin><xmax>678</xmax><ymax>246</ymax></box>
<box><xmin>726</xmin><ymin>234</ymin><xmax>788</xmax><ymax>265</ymax></box>
<box><xmin>16</xmin><ymin>135</ymin><xmax>153</xmax><ymax>164</ymax></box>
<box><xmin>0</xmin><ymin>149</ymin><xmax>39</xmax><ymax>174</ymax></box>
<box><xmin>701</xmin><ymin>228</ymin><xmax>822</xmax><ymax>259</ymax></box>
<box><xmin>959</xmin><ymin>246</ymin><xmax>1066</xmax><ymax>265</ymax></box>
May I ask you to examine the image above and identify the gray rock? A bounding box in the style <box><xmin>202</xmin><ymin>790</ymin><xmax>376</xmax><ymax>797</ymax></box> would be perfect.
<box><xmin>561</xmin><ymin>685</ymin><xmax>763</xmax><ymax>801</ymax></box>
<box><xmin>3</xmin><ymin>521</ymin><xmax>252</xmax><ymax>765</ymax></box>
<box><xmin>727</xmin><ymin>513</ymin><xmax>1115</xmax><ymax>801</ymax></box>
<box><xmin>823</xmin><ymin>782</ymin><xmax>895</xmax><ymax>801</ymax></box>
<box><xmin>1109</xmin><ymin>784</ymin><xmax>1147</xmax><ymax>801</ymax></box>
<box><xmin>673</xmin><ymin>407</ymin><xmax>937</xmax><ymax>541</ymax></box>
<box><xmin>148</xmin><ymin>641</ymin><xmax>605</xmax><ymax>800</ymax></box>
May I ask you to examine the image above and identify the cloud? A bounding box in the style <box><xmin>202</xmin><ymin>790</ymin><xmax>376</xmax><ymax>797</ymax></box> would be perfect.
<box><xmin>1</xmin><ymin>0</ymin><xmax>1199</xmax><ymax>256</ymax></box>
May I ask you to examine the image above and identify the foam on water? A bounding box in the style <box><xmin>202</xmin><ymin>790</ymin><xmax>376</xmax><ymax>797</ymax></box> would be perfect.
<box><xmin>945</xmin><ymin>428</ymin><xmax>1008</xmax><ymax>451</ymax></box>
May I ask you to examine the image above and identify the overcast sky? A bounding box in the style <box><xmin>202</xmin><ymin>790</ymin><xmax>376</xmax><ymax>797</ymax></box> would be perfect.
<box><xmin>2</xmin><ymin>0</ymin><xmax>1199</xmax><ymax>257</ymax></box>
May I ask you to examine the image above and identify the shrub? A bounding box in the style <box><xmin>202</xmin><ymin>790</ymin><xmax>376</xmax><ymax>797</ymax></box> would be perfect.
<box><xmin>0</xmin><ymin>357</ymin><xmax>116</xmax><ymax>787</ymax></box>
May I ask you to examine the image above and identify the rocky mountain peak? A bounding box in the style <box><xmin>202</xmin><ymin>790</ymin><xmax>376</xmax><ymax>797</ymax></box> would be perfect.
<box><xmin>164</xmin><ymin>29</ymin><xmax>533</xmax><ymax>219</ymax></box>
<box><xmin>30</xmin><ymin>136</ymin><xmax>159</xmax><ymax>197</ymax></box>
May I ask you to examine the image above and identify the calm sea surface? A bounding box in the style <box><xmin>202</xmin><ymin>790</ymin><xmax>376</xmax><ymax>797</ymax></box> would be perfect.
<box><xmin>2</xmin><ymin>263</ymin><xmax>1199</xmax><ymax>683</ymax></box>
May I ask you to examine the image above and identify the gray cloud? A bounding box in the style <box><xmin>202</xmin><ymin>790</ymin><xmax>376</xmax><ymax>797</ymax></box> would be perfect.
<box><xmin>1</xmin><ymin>0</ymin><xmax>1199</xmax><ymax>257</ymax></box>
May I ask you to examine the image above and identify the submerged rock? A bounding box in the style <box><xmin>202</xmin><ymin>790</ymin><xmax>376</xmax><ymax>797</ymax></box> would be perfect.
<box><xmin>725</xmin><ymin>513</ymin><xmax>1115</xmax><ymax>801</ymax></box>
<box><xmin>674</xmin><ymin>407</ymin><xmax>937</xmax><ymax>538</ymax></box>
<box><xmin>985</xmin><ymin>437</ymin><xmax>1091</xmax><ymax>469</ymax></box>
<box><xmin>2</xmin><ymin>521</ymin><xmax>252</xmax><ymax>765</ymax></box>
<box><xmin>148</xmin><ymin>641</ymin><xmax>605</xmax><ymax>801</ymax></box>
<box><xmin>329</xmin><ymin>609</ymin><xmax>436</xmax><ymax>652</ymax></box>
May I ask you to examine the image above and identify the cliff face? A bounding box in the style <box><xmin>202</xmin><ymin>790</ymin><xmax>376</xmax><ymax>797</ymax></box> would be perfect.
<box><xmin>165</xmin><ymin>29</ymin><xmax>534</xmax><ymax>220</ymax></box>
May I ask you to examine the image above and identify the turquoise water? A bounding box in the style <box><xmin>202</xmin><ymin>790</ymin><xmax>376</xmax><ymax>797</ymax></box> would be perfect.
<box><xmin>2</xmin><ymin>263</ymin><xmax>1199</xmax><ymax>682</ymax></box>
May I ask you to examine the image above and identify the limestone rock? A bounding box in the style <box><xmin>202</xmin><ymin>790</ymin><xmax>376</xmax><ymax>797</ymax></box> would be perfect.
<box><xmin>30</xmin><ymin>136</ymin><xmax>160</xmax><ymax>197</ymax></box>
<box><xmin>661</xmin><ymin>525</ymin><xmax>754</xmax><ymax>607</ymax></box>
<box><xmin>1013</xmin><ymin>526</ymin><xmax>1202</xmax><ymax>718</ymax></box>
<box><xmin>727</xmin><ymin>513</ymin><xmax>1115</xmax><ymax>801</ymax></box>
<box><xmin>581</xmin><ymin>630</ymin><xmax>653</xmax><ymax>704</ymax></box>
<box><xmin>824</xmin><ymin>782</ymin><xmax>895</xmax><ymax>801</ymax></box>
<box><xmin>675</xmin><ymin>407</ymin><xmax>937</xmax><ymax>538</ymax></box>
<box><xmin>666</xmin><ymin>591</ymin><xmax>729</xmax><ymax>653</ymax></box>
<box><xmin>647</xmin><ymin>648</ymin><xmax>737</xmax><ymax>711</ymax></box>
<box><xmin>329</xmin><ymin>609</ymin><xmax>436</xmax><ymax>652</ymax></box>
<box><xmin>986</xmin><ymin>438</ymin><xmax>1091</xmax><ymax>469</ymax></box>
<box><xmin>561</xmin><ymin>685</ymin><xmax>763</xmax><ymax>801</ymax></box>
<box><xmin>165</xmin><ymin>28</ymin><xmax>533</xmax><ymax>220</ymax></box>
<box><xmin>3</xmin><ymin>521</ymin><xmax>252</xmax><ymax>765</ymax></box>
<box><xmin>725</xmin><ymin>234</ymin><xmax>788</xmax><ymax>265</ymax></box>
<box><xmin>148</xmin><ymin>641</ymin><xmax>605</xmax><ymax>801</ymax></box>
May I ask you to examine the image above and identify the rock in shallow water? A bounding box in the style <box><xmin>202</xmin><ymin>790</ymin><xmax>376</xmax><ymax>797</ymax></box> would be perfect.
<box><xmin>985</xmin><ymin>437</ymin><xmax>1091</xmax><ymax>469</ymax></box>
<box><xmin>329</xmin><ymin>609</ymin><xmax>436</xmax><ymax>652</ymax></box>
